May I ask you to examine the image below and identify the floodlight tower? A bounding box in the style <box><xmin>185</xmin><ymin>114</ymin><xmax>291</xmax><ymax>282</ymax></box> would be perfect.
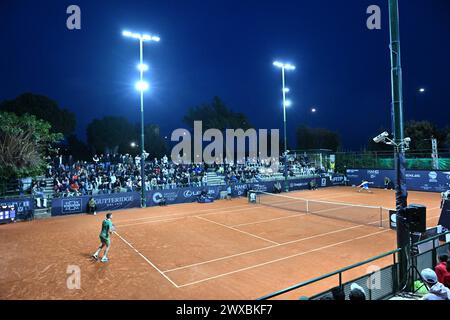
<box><xmin>273</xmin><ymin>61</ymin><xmax>295</xmax><ymax>192</ymax></box>
<box><xmin>122</xmin><ymin>30</ymin><xmax>160</xmax><ymax>208</ymax></box>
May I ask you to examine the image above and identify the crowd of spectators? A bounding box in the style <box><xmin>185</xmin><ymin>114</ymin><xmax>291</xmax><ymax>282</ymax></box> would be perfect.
<box><xmin>46</xmin><ymin>153</ymin><xmax>323</xmax><ymax>198</ymax></box>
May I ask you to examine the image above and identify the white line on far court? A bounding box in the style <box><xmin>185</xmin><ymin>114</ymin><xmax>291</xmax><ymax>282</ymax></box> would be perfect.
<box><xmin>195</xmin><ymin>216</ymin><xmax>280</xmax><ymax>245</ymax></box>
<box><xmin>175</xmin><ymin>229</ymin><xmax>391</xmax><ymax>288</ymax></box>
<box><xmin>113</xmin><ymin>230</ymin><xmax>179</xmax><ymax>288</ymax></box>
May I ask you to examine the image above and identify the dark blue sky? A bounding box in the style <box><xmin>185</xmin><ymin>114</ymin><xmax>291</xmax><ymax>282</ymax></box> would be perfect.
<box><xmin>1</xmin><ymin>0</ymin><xmax>449</xmax><ymax>149</ymax></box>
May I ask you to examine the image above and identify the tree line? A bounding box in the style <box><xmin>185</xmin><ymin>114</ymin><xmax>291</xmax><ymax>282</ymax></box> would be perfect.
<box><xmin>1</xmin><ymin>92</ymin><xmax>449</xmax><ymax>184</ymax></box>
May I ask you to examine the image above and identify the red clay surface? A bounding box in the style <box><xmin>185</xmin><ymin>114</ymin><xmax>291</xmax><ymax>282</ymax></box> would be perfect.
<box><xmin>0</xmin><ymin>187</ymin><xmax>442</xmax><ymax>300</ymax></box>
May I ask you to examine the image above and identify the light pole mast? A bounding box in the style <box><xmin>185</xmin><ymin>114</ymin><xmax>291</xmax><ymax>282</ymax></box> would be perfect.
<box><xmin>388</xmin><ymin>0</ymin><xmax>409</xmax><ymax>288</ymax></box>
<box><xmin>122</xmin><ymin>30</ymin><xmax>160</xmax><ymax>208</ymax></box>
<box><xmin>273</xmin><ymin>61</ymin><xmax>295</xmax><ymax>192</ymax></box>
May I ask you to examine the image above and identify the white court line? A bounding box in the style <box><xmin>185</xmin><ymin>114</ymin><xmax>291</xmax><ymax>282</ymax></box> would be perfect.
<box><xmin>163</xmin><ymin>223</ymin><xmax>366</xmax><ymax>273</ymax></box>
<box><xmin>117</xmin><ymin>217</ymin><xmax>185</xmax><ymax>228</ymax></box>
<box><xmin>163</xmin><ymin>208</ymin><xmax>444</xmax><ymax>274</ymax></box>
<box><xmin>175</xmin><ymin>229</ymin><xmax>390</xmax><ymax>288</ymax></box>
<box><xmin>231</xmin><ymin>213</ymin><xmax>306</xmax><ymax>227</ymax></box>
<box><xmin>195</xmin><ymin>216</ymin><xmax>280</xmax><ymax>245</ymax></box>
<box><xmin>113</xmin><ymin>230</ymin><xmax>179</xmax><ymax>288</ymax></box>
<box><xmin>116</xmin><ymin>203</ymin><xmax>251</xmax><ymax>224</ymax></box>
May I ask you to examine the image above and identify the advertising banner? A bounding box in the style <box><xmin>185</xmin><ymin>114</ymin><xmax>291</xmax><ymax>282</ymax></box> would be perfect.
<box><xmin>0</xmin><ymin>197</ymin><xmax>34</xmax><ymax>220</ymax></box>
<box><xmin>346</xmin><ymin>169</ymin><xmax>450</xmax><ymax>193</ymax></box>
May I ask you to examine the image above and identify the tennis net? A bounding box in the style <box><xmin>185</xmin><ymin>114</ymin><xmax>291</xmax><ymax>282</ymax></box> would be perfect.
<box><xmin>254</xmin><ymin>191</ymin><xmax>392</xmax><ymax>228</ymax></box>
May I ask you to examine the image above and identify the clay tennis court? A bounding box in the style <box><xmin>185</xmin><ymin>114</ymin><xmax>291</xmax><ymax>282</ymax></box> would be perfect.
<box><xmin>0</xmin><ymin>186</ymin><xmax>443</xmax><ymax>300</ymax></box>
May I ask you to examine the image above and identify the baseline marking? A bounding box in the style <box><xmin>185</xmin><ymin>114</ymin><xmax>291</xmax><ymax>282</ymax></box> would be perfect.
<box><xmin>113</xmin><ymin>230</ymin><xmax>179</xmax><ymax>288</ymax></box>
<box><xmin>195</xmin><ymin>216</ymin><xmax>280</xmax><ymax>245</ymax></box>
<box><xmin>175</xmin><ymin>229</ymin><xmax>390</xmax><ymax>288</ymax></box>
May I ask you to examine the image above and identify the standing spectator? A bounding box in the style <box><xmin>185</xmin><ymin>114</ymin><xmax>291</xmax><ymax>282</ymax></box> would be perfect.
<box><xmin>87</xmin><ymin>197</ymin><xmax>97</xmax><ymax>215</ymax></box>
<box><xmin>93</xmin><ymin>154</ymin><xmax>100</xmax><ymax>164</ymax></box>
<box><xmin>421</xmin><ymin>268</ymin><xmax>450</xmax><ymax>300</ymax></box>
<box><xmin>435</xmin><ymin>254</ymin><xmax>448</xmax><ymax>283</ymax></box>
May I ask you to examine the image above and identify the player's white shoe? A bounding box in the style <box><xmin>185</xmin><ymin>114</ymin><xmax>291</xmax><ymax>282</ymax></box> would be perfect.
<box><xmin>92</xmin><ymin>253</ymin><xmax>99</xmax><ymax>260</ymax></box>
<box><xmin>101</xmin><ymin>256</ymin><xmax>109</xmax><ymax>263</ymax></box>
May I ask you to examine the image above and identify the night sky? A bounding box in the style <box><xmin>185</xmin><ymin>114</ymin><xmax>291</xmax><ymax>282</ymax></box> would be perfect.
<box><xmin>1</xmin><ymin>0</ymin><xmax>449</xmax><ymax>149</ymax></box>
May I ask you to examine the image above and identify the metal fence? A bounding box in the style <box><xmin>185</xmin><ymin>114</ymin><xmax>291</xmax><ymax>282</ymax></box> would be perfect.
<box><xmin>335</xmin><ymin>151</ymin><xmax>450</xmax><ymax>172</ymax></box>
<box><xmin>257</xmin><ymin>249</ymin><xmax>400</xmax><ymax>300</ymax></box>
<box><xmin>257</xmin><ymin>231</ymin><xmax>450</xmax><ymax>300</ymax></box>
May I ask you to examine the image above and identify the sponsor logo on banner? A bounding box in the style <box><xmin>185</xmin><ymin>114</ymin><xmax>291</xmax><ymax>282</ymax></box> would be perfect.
<box><xmin>406</xmin><ymin>173</ymin><xmax>421</xmax><ymax>178</ymax></box>
<box><xmin>233</xmin><ymin>184</ymin><xmax>248</xmax><ymax>196</ymax></box>
<box><xmin>444</xmin><ymin>172</ymin><xmax>450</xmax><ymax>180</ymax></box>
<box><xmin>95</xmin><ymin>195</ymin><xmax>134</xmax><ymax>208</ymax></box>
<box><xmin>251</xmin><ymin>184</ymin><xmax>268</xmax><ymax>192</ymax></box>
<box><xmin>152</xmin><ymin>192</ymin><xmax>163</xmax><ymax>204</ymax></box>
<box><xmin>321</xmin><ymin>178</ymin><xmax>327</xmax><ymax>187</ymax></box>
<box><xmin>290</xmin><ymin>182</ymin><xmax>308</xmax><ymax>188</ymax></box>
<box><xmin>420</xmin><ymin>184</ymin><xmax>433</xmax><ymax>191</ymax></box>
<box><xmin>183</xmin><ymin>190</ymin><xmax>202</xmax><ymax>198</ymax></box>
<box><xmin>428</xmin><ymin>171</ymin><xmax>438</xmax><ymax>182</ymax></box>
<box><xmin>347</xmin><ymin>169</ymin><xmax>359</xmax><ymax>174</ymax></box>
<box><xmin>332</xmin><ymin>176</ymin><xmax>345</xmax><ymax>184</ymax></box>
<box><xmin>62</xmin><ymin>199</ymin><xmax>83</xmax><ymax>214</ymax></box>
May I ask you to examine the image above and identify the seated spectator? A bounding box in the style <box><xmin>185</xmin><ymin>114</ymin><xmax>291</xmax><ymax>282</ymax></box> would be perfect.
<box><xmin>435</xmin><ymin>254</ymin><xmax>448</xmax><ymax>283</ymax></box>
<box><xmin>273</xmin><ymin>181</ymin><xmax>282</xmax><ymax>194</ymax></box>
<box><xmin>87</xmin><ymin>197</ymin><xmax>97</xmax><ymax>215</ymax></box>
<box><xmin>309</xmin><ymin>179</ymin><xmax>317</xmax><ymax>191</ymax></box>
<box><xmin>443</xmin><ymin>259</ymin><xmax>450</xmax><ymax>289</ymax></box>
<box><xmin>421</xmin><ymin>268</ymin><xmax>450</xmax><ymax>300</ymax></box>
<box><xmin>348</xmin><ymin>283</ymin><xmax>366</xmax><ymax>301</ymax></box>
<box><xmin>331</xmin><ymin>286</ymin><xmax>346</xmax><ymax>301</ymax></box>
<box><xmin>226</xmin><ymin>184</ymin><xmax>232</xmax><ymax>200</ymax></box>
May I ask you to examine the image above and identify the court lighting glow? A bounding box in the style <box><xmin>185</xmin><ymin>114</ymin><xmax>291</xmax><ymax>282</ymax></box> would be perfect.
<box><xmin>135</xmin><ymin>80</ymin><xmax>149</xmax><ymax>91</ymax></box>
<box><xmin>311</xmin><ymin>108</ymin><xmax>317</xmax><ymax>113</ymax></box>
<box><xmin>137</xmin><ymin>63</ymin><xmax>149</xmax><ymax>72</ymax></box>
<box><xmin>285</xmin><ymin>100</ymin><xmax>292</xmax><ymax>107</ymax></box>
<box><xmin>419</xmin><ymin>88</ymin><xmax>425</xmax><ymax>93</ymax></box>
<box><xmin>130</xmin><ymin>142</ymin><xmax>137</xmax><ymax>148</ymax></box>
<box><xmin>123</xmin><ymin>30</ymin><xmax>160</xmax><ymax>42</ymax></box>
<box><xmin>273</xmin><ymin>61</ymin><xmax>296</xmax><ymax>70</ymax></box>
<box><xmin>283</xmin><ymin>88</ymin><xmax>290</xmax><ymax>93</ymax></box>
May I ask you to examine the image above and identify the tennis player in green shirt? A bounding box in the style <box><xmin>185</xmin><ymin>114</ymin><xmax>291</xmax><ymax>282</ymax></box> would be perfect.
<box><xmin>92</xmin><ymin>212</ymin><xmax>114</xmax><ymax>262</ymax></box>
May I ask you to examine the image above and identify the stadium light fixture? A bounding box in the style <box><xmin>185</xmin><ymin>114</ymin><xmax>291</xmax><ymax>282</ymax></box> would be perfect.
<box><xmin>311</xmin><ymin>107</ymin><xmax>317</xmax><ymax>113</ymax></box>
<box><xmin>135</xmin><ymin>80</ymin><xmax>149</xmax><ymax>91</ymax></box>
<box><xmin>419</xmin><ymin>88</ymin><xmax>425</xmax><ymax>93</ymax></box>
<box><xmin>273</xmin><ymin>60</ymin><xmax>296</xmax><ymax>192</ymax></box>
<box><xmin>122</xmin><ymin>29</ymin><xmax>160</xmax><ymax>208</ymax></box>
<box><xmin>137</xmin><ymin>63</ymin><xmax>149</xmax><ymax>72</ymax></box>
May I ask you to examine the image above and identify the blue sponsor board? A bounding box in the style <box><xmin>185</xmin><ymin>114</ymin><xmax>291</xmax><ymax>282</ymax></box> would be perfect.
<box><xmin>438</xmin><ymin>200</ymin><xmax>450</xmax><ymax>230</ymax></box>
<box><xmin>0</xmin><ymin>197</ymin><xmax>34</xmax><ymax>220</ymax></box>
<box><xmin>49</xmin><ymin>175</ymin><xmax>346</xmax><ymax>216</ymax></box>
<box><xmin>146</xmin><ymin>186</ymin><xmax>224</xmax><ymax>206</ymax></box>
<box><xmin>346</xmin><ymin>169</ymin><xmax>450</xmax><ymax>193</ymax></box>
<box><xmin>51</xmin><ymin>192</ymin><xmax>141</xmax><ymax>216</ymax></box>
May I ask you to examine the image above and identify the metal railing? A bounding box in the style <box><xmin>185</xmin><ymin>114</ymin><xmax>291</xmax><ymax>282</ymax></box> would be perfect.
<box><xmin>257</xmin><ymin>248</ymin><xmax>400</xmax><ymax>300</ymax></box>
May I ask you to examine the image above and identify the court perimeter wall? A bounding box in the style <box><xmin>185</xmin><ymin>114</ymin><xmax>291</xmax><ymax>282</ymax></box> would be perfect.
<box><xmin>50</xmin><ymin>174</ymin><xmax>345</xmax><ymax>216</ymax></box>
<box><xmin>346</xmin><ymin>168</ymin><xmax>450</xmax><ymax>193</ymax></box>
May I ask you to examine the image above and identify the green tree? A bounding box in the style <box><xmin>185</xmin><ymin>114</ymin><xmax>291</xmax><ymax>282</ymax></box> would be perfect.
<box><xmin>86</xmin><ymin>116</ymin><xmax>135</xmax><ymax>154</ymax></box>
<box><xmin>86</xmin><ymin>116</ymin><xmax>167</xmax><ymax>156</ymax></box>
<box><xmin>144</xmin><ymin>124</ymin><xmax>167</xmax><ymax>159</ymax></box>
<box><xmin>183</xmin><ymin>96</ymin><xmax>251</xmax><ymax>130</ymax></box>
<box><xmin>404</xmin><ymin>120</ymin><xmax>445</xmax><ymax>151</ymax></box>
<box><xmin>0</xmin><ymin>112</ymin><xmax>63</xmax><ymax>182</ymax></box>
<box><xmin>0</xmin><ymin>93</ymin><xmax>76</xmax><ymax>136</ymax></box>
<box><xmin>296</xmin><ymin>125</ymin><xmax>340</xmax><ymax>151</ymax></box>
<box><xmin>66</xmin><ymin>134</ymin><xmax>91</xmax><ymax>160</ymax></box>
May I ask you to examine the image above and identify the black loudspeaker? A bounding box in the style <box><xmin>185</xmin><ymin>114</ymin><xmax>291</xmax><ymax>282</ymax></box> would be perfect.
<box><xmin>405</xmin><ymin>204</ymin><xmax>426</xmax><ymax>233</ymax></box>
